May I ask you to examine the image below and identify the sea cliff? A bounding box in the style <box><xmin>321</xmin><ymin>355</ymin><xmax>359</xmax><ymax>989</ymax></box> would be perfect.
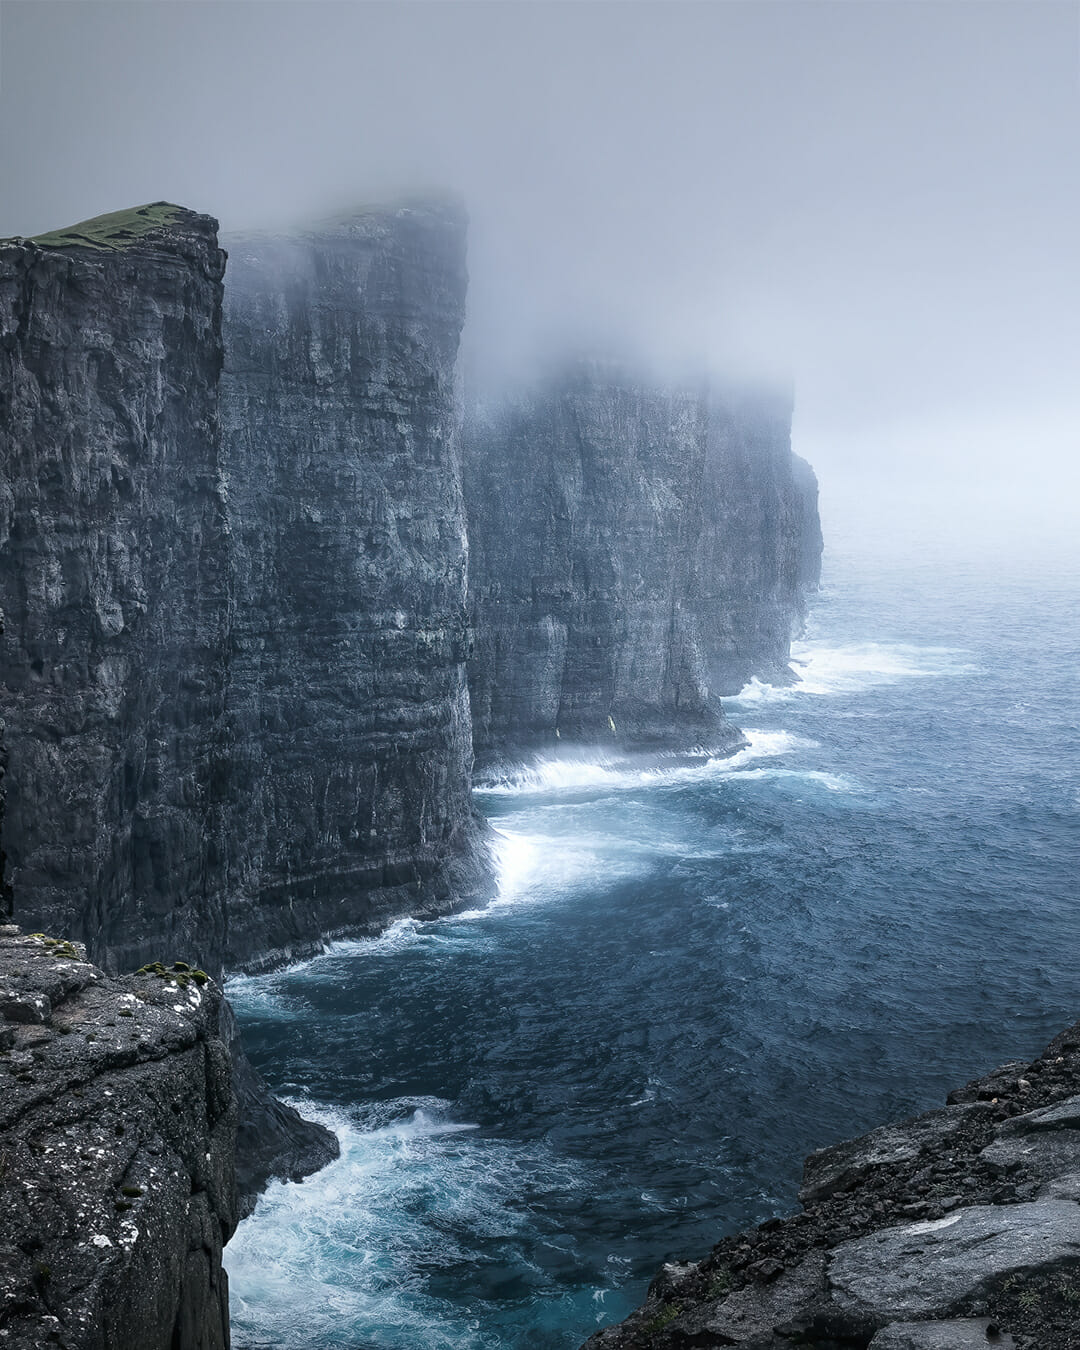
<box><xmin>0</xmin><ymin>205</ymin><xmax>231</xmax><ymax>975</ymax></box>
<box><xmin>0</xmin><ymin>204</ymin><xmax>336</xmax><ymax>1225</ymax></box>
<box><xmin>220</xmin><ymin>202</ymin><xmax>491</xmax><ymax>971</ymax></box>
<box><xmin>0</xmin><ymin>925</ymin><xmax>235</xmax><ymax>1350</ymax></box>
<box><xmin>464</xmin><ymin>365</ymin><xmax>822</xmax><ymax>765</ymax></box>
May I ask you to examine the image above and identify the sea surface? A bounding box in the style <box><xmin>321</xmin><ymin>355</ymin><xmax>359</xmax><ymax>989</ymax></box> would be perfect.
<box><xmin>225</xmin><ymin>537</ymin><xmax>1080</xmax><ymax>1349</ymax></box>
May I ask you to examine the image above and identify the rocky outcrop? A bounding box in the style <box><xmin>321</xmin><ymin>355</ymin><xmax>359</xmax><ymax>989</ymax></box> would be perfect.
<box><xmin>0</xmin><ymin>924</ymin><xmax>236</xmax><ymax>1349</ymax></box>
<box><xmin>0</xmin><ymin>204</ymin><xmax>230</xmax><ymax>978</ymax></box>
<box><xmin>220</xmin><ymin>202</ymin><xmax>490</xmax><ymax>970</ymax></box>
<box><xmin>464</xmin><ymin>366</ymin><xmax>822</xmax><ymax>764</ymax></box>
<box><xmin>585</xmin><ymin>1022</ymin><xmax>1080</xmax><ymax>1350</ymax></box>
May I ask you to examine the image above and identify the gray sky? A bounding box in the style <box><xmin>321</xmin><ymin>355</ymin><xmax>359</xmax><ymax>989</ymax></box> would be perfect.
<box><xmin>2</xmin><ymin>0</ymin><xmax>1078</xmax><ymax>558</ymax></box>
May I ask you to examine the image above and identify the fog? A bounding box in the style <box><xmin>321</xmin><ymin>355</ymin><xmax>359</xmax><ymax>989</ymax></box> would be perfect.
<box><xmin>2</xmin><ymin>0</ymin><xmax>1077</xmax><ymax>558</ymax></box>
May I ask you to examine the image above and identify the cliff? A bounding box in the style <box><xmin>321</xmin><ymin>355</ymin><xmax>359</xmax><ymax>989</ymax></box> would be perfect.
<box><xmin>0</xmin><ymin>204</ymin><xmax>231</xmax><ymax>977</ymax></box>
<box><xmin>0</xmin><ymin>202</ymin><xmax>336</xmax><ymax>1219</ymax></box>
<box><xmin>220</xmin><ymin>202</ymin><xmax>491</xmax><ymax>971</ymax></box>
<box><xmin>586</xmin><ymin>1022</ymin><xmax>1080</xmax><ymax>1350</ymax></box>
<box><xmin>0</xmin><ymin>925</ymin><xmax>235</xmax><ymax>1349</ymax></box>
<box><xmin>464</xmin><ymin>366</ymin><xmax>822</xmax><ymax>763</ymax></box>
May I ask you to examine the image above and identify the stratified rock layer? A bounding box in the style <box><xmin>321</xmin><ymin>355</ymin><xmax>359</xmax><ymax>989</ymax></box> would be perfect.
<box><xmin>221</xmin><ymin>203</ymin><xmax>490</xmax><ymax>970</ymax></box>
<box><xmin>585</xmin><ymin>1022</ymin><xmax>1080</xmax><ymax>1350</ymax></box>
<box><xmin>0</xmin><ymin>925</ymin><xmax>236</xmax><ymax>1350</ymax></box>
<box><xmin>0</xmin><ymin>205</ymin><xmax>230</xmax><ymax>977</ymax></box>
<box><xmin>464</xmin><ymin>366</ymin><xmax>822</xmax><ymax>763</ymax></box>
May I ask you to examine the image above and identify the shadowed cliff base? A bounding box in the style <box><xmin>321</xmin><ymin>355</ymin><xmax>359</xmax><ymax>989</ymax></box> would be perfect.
<box><xmin>586</xmin><ymin>1021</ymin><xmax>1080</xmax><ymax>1350</ymax></box>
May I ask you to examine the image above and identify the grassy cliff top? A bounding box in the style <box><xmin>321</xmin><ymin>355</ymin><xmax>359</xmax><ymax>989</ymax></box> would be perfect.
<box><xmin>16</xmin><ymin>202</ymin><xmax>188</xmax><ymax>252</ymax></box>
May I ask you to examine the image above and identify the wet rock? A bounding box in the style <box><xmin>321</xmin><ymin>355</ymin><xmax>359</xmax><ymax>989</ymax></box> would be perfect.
<box><xmin>800</xmin><ymin>1104</ymin><xmax>988</xmax><ymax>1205</ymax></box>
<box><xmin>584</xmin><ymin>1021</ymin><xmax>1080</xmax><ymax>1350</ymax></box>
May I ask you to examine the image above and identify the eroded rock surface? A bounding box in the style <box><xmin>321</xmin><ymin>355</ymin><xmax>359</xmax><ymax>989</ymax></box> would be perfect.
<box><xmin>585</xmin><ymin>1022</ymin><xmax>1080</xmax><ymax>1350</ymax></box>
<box><xmin>0</xmin><ymin>925</ymin><xmax>236</xmax><ymax>1349</ymax></box>
<box><xmin>464</xmin><ymin>366</ymin><xmax>822</xmax><ymax>765</ymax></box>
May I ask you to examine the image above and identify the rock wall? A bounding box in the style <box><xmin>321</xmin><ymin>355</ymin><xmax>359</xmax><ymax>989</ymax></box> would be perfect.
<box><xmin>586</xmin><ymin>1022</ymin><xmax>1080</xmax><ymax>1350</ymax></box>
<box><xmin>1</xmin><ymin>607</ymin><xmax>10</xmax><ymax>922</ymax></box>
<box><xmin>464</xmin><ymin>365</ymin><xmax>822</xmax><ymax>763</ymax></box>
<box><xmin>0</xmin><ymin>205</ymin><xmax>231</xmax><ymax>978</ymax></box>
<box><xmin>0</xmin><ymin>202</ymin><xmax>337</xmax><ymax>1227</ymax></box>
<box><xmin>220</xmin><ymin>203</ymin><xmax>490</xmax><ymax>971</ymax></box>
<box><xmin>0</xmin><ymin>925</ymin><xmax>236</xmax><ymax>1350</ymax></box>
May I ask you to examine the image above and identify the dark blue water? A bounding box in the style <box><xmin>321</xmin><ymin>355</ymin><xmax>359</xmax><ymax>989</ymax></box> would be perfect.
<box><xmin>226</xmin><ymin>540</ymin><xmax>1080</xmax><ymax>1350</ymax></box>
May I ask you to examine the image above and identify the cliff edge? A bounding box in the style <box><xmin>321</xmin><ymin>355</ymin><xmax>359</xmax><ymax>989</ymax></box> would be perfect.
<box><xmin>221</xmin><ymin>202</ymin><xmax>492</xmax><ymax>971</ymax></box>
<box><xmin>585</xmin><ymin>1022</ymin><xmax>1080</xmax><ymax>1350</ymax></box>
<box><xmin>0</xmin><ymin>925</ymin><xmax>236</xmax><ymax>1349</ymax></box>
<box><xmin>464</xmin><ymin>366</ymin><xmax>822</xmax><ymax>765</ymax></box>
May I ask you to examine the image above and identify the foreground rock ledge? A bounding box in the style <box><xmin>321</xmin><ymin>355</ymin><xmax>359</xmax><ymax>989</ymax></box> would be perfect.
<box><xmin>586</xmin><ymin>1021</ymin><xmax>1080</xmax><ymax>1350</ymax></box>
<box><xmin>0</xmin><ymin>926</ymin><xmax>236</xmax><ymax>1349</ymax></box>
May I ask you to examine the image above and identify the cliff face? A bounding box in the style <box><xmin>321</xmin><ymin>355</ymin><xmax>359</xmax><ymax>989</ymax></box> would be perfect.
<box><xmin>220</xmin><ymin>203</ymin><xmax>490</xmax><ymax>971</ymax></box>
<box><xmin>0</xmin><ymin>925</ymin><xmax>236</xmax><ymax>1350</ymax></box>
<box><xmin>0</xmin><ymin>205</ymin><xmax>231</xmax><ymax>978</ymax></box>
<box><xmin>464</xmin><ymin>367</ymin><xmax>822</xmax><ymax>763</ymax></box>
<box><xmin>586</xmin><ymin>1022</ymin><xmax>1080</xmax><ymax>1350</ymax></box>
<box><xmin>0</xmin><ymin>202</ymin><xmax>337</xmax><ymax>1221</ymax></box>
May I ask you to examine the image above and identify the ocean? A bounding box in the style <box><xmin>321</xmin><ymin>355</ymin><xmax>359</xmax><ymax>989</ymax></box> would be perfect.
<box><xmin>225</xmin><ymin>535</ymin><xmax>1080</xmax><ymax>1349</ymax></box>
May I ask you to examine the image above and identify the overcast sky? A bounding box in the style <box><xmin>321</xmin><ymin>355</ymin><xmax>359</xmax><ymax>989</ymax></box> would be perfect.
<box><xmin>2</xmin><ymin>0</ymin><xmax>1078</xmax><ymax>557</ymax></box>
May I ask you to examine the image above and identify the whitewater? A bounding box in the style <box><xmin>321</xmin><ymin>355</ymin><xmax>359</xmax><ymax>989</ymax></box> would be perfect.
<box><xmin>225</xmin><ymin>540</ymin><xmax>1080</xmax><ymax>1349</ymax></box>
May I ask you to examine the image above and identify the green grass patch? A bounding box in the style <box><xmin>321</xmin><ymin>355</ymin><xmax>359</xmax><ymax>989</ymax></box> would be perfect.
<box><xmin>18</xmin><ymin>202</ymin><xmax>184</xmax><ymax>252</ymax></box>
<box><xmin>643</xmin><ymin>1302</ymin><xmax>682</xmax><ymax>1334</ymax></box>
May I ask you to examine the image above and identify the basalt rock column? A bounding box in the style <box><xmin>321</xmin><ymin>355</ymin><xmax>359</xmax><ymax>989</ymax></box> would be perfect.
<box><xmin>222</xmin><ymin>202</ymin><xmax>489</xmax><ymax>970</ymax></box>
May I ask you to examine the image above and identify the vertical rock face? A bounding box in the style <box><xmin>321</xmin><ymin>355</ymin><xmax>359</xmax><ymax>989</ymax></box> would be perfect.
<box><xmin>0</xmin><ymin>206</ymin><xmax>230</xmax><ymax>977</ymax></box>
<box><xmin>0</xmin><ymin>202</ymin><xmax>338</xmax><ymax>1229</ymax></box>
<box><xmin>464</xmin><ymin>365</ymin><xmax>822</xmax><ymax>763</ymax></box>
<box><xmin>220</xmin><ymin>202</ymin><xmax>490</xmax><ymax>971</ymax></box>
<box><xmin>0</xmin><ymin>926</ymin><xmax>236</xmax><ymax>1350</ymax></box>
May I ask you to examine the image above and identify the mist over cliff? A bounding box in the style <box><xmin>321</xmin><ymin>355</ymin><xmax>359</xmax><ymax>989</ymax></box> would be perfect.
<box><xmin>1</xmin><ymin>1</ymin><xmax>1077</xmax><ymax>557</ymax></box>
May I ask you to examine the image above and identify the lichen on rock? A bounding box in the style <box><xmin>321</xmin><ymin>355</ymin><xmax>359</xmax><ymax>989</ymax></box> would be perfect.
<box><xmin>0</xmin><ymin>925</ymin><xmax>236</xmax><ymax>1349</ymax></box>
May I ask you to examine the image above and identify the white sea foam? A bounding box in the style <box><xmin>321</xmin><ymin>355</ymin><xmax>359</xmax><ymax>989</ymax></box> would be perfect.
<box><xmin>475</xmin><ymin>729</ymin><xmax>814</xmax><ymax>799</ymax></box>
<box><xmin>729</xmin><ymin>640</ymin><xmax>977</xmax><ymax>706</ymax></box>
<box><xmin>227</xmin><ymin>1097</ymin><xmax>591</xmax><ymax>1350</ymax></box>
